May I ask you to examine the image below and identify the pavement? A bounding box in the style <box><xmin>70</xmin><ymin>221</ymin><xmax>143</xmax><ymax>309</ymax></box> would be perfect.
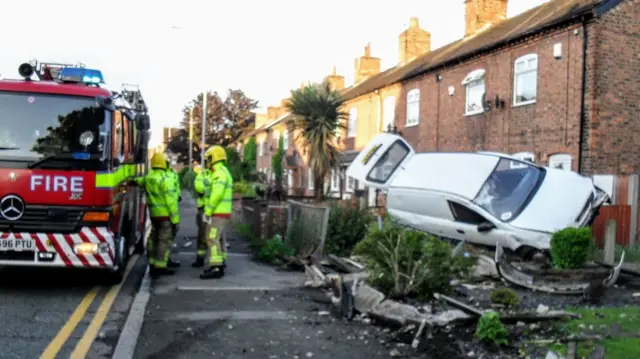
<box><xmin>120</xmin><ymin>193</ymin><xmax>415</xmax><ymax>359</ymax></box>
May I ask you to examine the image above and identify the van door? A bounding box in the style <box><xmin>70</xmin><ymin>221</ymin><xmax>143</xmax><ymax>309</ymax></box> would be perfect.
<box><xmin>345</xmin><ymin>132</ymin><xmax>415</xmax><ymax>190</ymax></box>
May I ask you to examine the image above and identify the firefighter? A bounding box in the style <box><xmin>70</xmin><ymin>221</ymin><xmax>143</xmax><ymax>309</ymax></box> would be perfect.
<box><xmin>200</xmin><ymin>145</ymin><xmax>233</xmax><ymax>279</ymax></box>
<box><xmin>132</xmin><ymin>153</ymin><xmax>180</xmax><ymax>277</ymax></box>
<box><xmin>192</xmin><ymin>160</ymin><xmax>211</xmax><ymax>268</ymax></box>
<box><xmin>164</xmin><ymin>159</ymin><xmax>182</xmax><ymax>268</ymax></box>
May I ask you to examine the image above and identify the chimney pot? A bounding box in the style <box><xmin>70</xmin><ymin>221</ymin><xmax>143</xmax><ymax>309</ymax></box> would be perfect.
<box><xmin>364</xmin><ymin>43</ymin><xmax>371</xmax><ymax>57</ymax></box>
<box><xmin>399</xmin><ymin>17</ymin><xmax>431</xmax><ymax>65</ymax></box>
<box><xmin>410</xmin><ymin>17</ymin><xmax>419</xmax><ymax>28</ymax></box>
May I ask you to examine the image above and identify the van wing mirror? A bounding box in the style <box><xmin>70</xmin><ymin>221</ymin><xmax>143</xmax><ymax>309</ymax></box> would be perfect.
<box><xmin>135</xmin><ymin>114</ymin><xmax>150</xmax><ymax>130</ymax></box>
<box><xmin>477</xmin><ymin>222</ymin><xmax>495</xmax><ymax>233</ymax></box>
<box><xmin>96</xmin><ymin>96</ymin><xmax>115</xmax><ymax>111</ymax></box>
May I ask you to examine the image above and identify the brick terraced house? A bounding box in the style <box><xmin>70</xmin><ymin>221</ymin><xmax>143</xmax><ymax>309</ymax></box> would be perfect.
<box><xmin>238</xmin><ymin>0</ymin><xmax>640</xmax><ymax>204</ymax></box>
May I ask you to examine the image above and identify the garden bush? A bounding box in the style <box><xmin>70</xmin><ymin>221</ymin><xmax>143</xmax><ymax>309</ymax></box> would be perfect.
<box><xmin>353</xmin><ymin>219</ymin><xmax>476</xmax><ymax>299</ymax></box>
<box><xmin>489</xmin><ymin>288</ymin><xmax>520</xmax><ymax>307</ymax></box>
<box><xmin>475</xmin><ymin>311</ymin><xmax>508</xmax><ymax>346</ymax></box>
<box><xmin>324</xmin><ymin>202</ymin><xmax>373</xmax><ymax>256</ymax></box>
<box><xmin>550</xmin><ymin>227</ymin><xmax>592</xmax><ymax>269</ymax></box>
<box><xmin>256</xmin><ymin>234</ymin><xmax>294</xmax><ymax>265</ymax></box>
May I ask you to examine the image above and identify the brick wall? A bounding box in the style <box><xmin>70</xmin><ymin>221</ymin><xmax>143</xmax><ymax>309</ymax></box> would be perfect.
<box><xmin>581</xmin><ymin>0</ymin><xmax>640</xmax><ymax>175</ymax></box>
<box><xmin>396</xmin><ymin>25</ymin><xmax>585</xmax><ymax>171</ymax></box>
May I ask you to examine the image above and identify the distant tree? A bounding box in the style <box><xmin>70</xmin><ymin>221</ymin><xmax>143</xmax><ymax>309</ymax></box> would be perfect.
<box><xmin>285</xmin><ymin>80</ymin><xmax>346</xmax><ymax>201</ymax></box>
<box><xmin>243</xmin><ymin>137</ymin><xmax>257</xmax><ymax>169</ymax></box>
<box><xmin>167</xmin><ymin>89</ymin><xmax>258</xmax><ymax>164</ymax></box>
<box><xmin>271</xmin><ymin>135</ymin><xmax>285</xmax><ymax>188</ymax></box>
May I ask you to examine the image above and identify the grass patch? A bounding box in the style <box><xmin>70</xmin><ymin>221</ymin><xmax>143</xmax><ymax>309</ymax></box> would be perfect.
<box><xmin>593</xmin><ymin>245</ymin><xmax>640</xmax><ymax>264</ymax></box>
<box><xmin>550</xmin><ymin>307</ymin><xmax>640</xmax><ymax>358</ymax></box>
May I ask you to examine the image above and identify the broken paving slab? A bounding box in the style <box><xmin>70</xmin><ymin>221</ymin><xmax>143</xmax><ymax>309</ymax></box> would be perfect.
<box><xmin>353</xmin><ymin>283</ymin><xmax>385</xmax><ymax>313</ymax></box>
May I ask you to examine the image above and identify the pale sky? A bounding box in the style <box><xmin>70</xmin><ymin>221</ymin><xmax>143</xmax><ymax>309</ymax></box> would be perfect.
<box><xmin>0</xmin><ymin>0</ymin><xmax>549</xmax><ymax>147</ymax></box>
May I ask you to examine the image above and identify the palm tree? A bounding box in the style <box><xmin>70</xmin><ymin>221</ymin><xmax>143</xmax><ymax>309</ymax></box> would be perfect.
<box><xmin>285</xmin><ymin>80</ymin><xmax>347</xmax><ymax>201</ymax></box>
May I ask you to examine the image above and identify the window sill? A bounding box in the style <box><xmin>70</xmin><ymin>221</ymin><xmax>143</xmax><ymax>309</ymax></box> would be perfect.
<box><xmin>404</xmin><ymin>122</ymin><xmax>419</xmax><ymax>128</ymax></box>
<box><xmin>464</xmin><ymin>110</ymin><xmax>484</xmax><ymax>117</ymax></box>
<box><xmin>512</xmin><ymin>100</ymin><xmax>536</xmax><ymax>108</ymax></box>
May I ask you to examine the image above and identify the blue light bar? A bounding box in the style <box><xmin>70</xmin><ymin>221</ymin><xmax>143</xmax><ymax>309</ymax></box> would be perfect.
<box><xmin>72</xmin><ymin>152</ymin><xmax>90</xmax><ymax>160</ymax></box>
<box><xmin>58</xmin><ymin>67</ymin><xmax>105</xmax><ymax>84</ymax></box>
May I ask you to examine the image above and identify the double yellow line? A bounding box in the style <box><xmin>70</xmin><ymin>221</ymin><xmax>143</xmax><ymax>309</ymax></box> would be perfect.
<box><xmin>40</xmin><ymin>255</ymin><xmax>140</xmax><ymax>359</ymax></box>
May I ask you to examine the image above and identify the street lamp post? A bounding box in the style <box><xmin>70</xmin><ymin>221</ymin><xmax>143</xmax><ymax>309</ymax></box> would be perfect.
<box><xmin>188</xmin><ymin>107</ymin><xmax>194</xmax><ymax>169</ymax></box>
<box><xmin>201</xmin><ymin>91</ymin><xmax>207</xmax><ymax>165</ymax></box>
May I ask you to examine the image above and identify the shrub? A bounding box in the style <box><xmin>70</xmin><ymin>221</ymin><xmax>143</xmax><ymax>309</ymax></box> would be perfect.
<box><xmin>489</xmin><ymin>288</ymin><xmax>520</xmax><ymax>307</ymax></box>
<box><xmin>550</xmin><ymin>227</ymin><xmax>592</xmax><ymax>269</ymax></box>
<box><xmin>256</xmin><ymin>234</ymin><xmax>294</xmax><ymax>264</ymax></box>
<box><xmin>353</xmin><ymin>220</ymin><xmax>476</xmax><ymax>299</ymax></box>
<box><xmin>233</xmin><ymin>181</ymin><xmax>250</xmax><ymax>194</ymax></box>
<box><xmin>475</xmin><ymin>311</ymin><xmax>508</xmax><ymax>346</ymax></box>
<box><xmin>324</xmin><ymin>202</ymin><xmax>373</xmax><ymax>256</ymax></box>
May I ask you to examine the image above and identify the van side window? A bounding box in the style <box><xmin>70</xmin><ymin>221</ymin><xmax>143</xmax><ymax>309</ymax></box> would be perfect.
<box><xmin>366</xmin><ymin>140</ymin><xmax>410</xmax><ymax>183</ymax></box>
<box><xmin>448</xmin><ymin>201</ymin><xmax>488</xmax><ymax>225</ymax></box>
<box><xmin>112</xmin><ymin>111</ymin><xmax>125</xmax><ymax>162</ymax></box>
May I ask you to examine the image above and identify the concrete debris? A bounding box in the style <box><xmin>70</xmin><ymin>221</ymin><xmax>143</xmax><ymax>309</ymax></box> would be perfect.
<box><xmin>353</xmin><ymin>283</ymin><xmax>386</xmax><ymax>314</ymax></box>
<box><xmin>304</xmin><ymin>265</ymin><xmax>326</xmax><ymax>288</ymax></box>
<box><xmin>537</xmin><ymin>304</ymin><xmax>550</xmax><ymax>314</ymax></box>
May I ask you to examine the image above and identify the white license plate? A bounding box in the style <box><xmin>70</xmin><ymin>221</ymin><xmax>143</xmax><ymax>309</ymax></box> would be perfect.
<box><xmin>0</xmin><ymin>239</ymin><xmax>35</xmax><ymax>251</ymax></box>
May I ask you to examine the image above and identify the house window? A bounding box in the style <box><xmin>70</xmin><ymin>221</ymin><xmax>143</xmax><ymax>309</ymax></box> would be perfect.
<box><xmin>283</xmin><ymin>131</ymin><xmax>289</xmax><ymax>150</ymax></box>
<box><xmin>331</xmin><ymin>169</ymin><xmax>339</xmax><ymax>191</ymax></box>
<box><xmin>406</xmin><ymin>89</ymin><xmax>420</xmax><ymax>126</ymax></box>
<box><xmin>274</xmin><ymin>132</ymin><xmax>280</xmax><ymax>148</ymax></box>
<box><xmin>548</xmin><ymin>153</ymin><xmax>572</xmax><ymax>171</ymax></box>
<box><xmin>258</xmin><ymin>139</ymin><xmax>264</xmax><ymax>156</ymax></box>
<box><xmin>513</xmin><ymin>54</ymin><xmax>538</xmax><ymax>106</ymax></box>
<box><xmin>383</xmin><ymin>96</ymin><xmax>395</xmax><ymax>131</ymax></box>
<box><xmin>462</xmin><ymin>69</ymin><xmax>486</xmax><ymax>115</ymax></box>
<box><xmin>347</xmin><ymin>176</ymin><xmax>355</xmax><ymax>192</ymax></box>
<box><xmin>308</xmin><ymin>168</ymin><xmax>314</xmax><ymax>189</ymax></box>
<box><xmin>510</xmin><ymin>152</ymin><xmax>535</xmax><ymax>169</ymax></box>
<box><xmin>287</xmin><ymin>169</ymin><xmax>293</xmax><ymax>188</ymax></box>
<box><xmin>348</xmin><ymin>108</ymin><xmax>358</xmax><ymax>137</ymax></box>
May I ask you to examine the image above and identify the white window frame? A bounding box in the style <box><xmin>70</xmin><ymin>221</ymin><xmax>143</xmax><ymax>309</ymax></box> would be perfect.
<box><xmin>548</xmin><ymin>153</ymin><xmax>572</xmax><ymax>171</ymax></box>
<box><xmin>348</xmin><ymin>107</ymin><xmax>358</xmax><ymax>137</ymax></box>
<box><xmin>258</xmin><ymin>139</ymin><xmax>264</xmax><ymax>156</ymax></box>
<box><xmin>346</xmin><ymin>176</ymin><xmax>355</xmax><ymax>192</ymax></box>
<box><xmin>308</xmin><ymin>168</ymin><xmax>314</xmax><ymax>189</ymax></box>
<box><xmin>406</xmin><ymin>89</ymin><xmax>420</xmax><ymax>127</ymax></box>
<box><xmin>462</xmin><ymin>69</ymin><xmax>486</xmax><ymax>116</ymax></box>
<box><xmin>331</xmin><ymin>169</ymin><xmax>339</xmax><ymax>192</ymax></box>
<box><xmin>383</xmin><ymin>96</ymin><xmax>395</xmax><ymax>132</ymax></box>
<box><xmin>273</xmin><ymin>131</ymin><xmax>280</xmax><ymax>149</ymax></box>
<box><xmin>510</xmin><ymin>152</ymin><xmax>536</xmax><ymax>169</ymax></box>
<box><xmin>513</xmin><ymin>54</ymin><xmax>538</xmax><ymax>106</ymax></box>
<box><xmin>283</xmin><ymin>131</ymin><xmax>289</xmax><ymax>150</ymax></box>
<box><xmin>287</xmin><ymin>169</ymin><xmax>293</xmax><ymax>188</ymax></box>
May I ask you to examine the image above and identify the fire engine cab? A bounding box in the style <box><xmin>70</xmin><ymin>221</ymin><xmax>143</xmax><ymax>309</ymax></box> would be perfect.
<box><xmin>0</xmin><ymin>60</ymin><xmax>151</xmax><ymax>283</ymax></box>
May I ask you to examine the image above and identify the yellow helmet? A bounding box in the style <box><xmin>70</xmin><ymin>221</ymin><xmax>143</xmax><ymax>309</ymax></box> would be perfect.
<box><xmin>150</xmin><ymin>153</ymin><xmax>168</xmax><ymax>169</ymax></box>
<box><xmin>205</xmin><ymin>145</ymin><xmax>227</xmax><ymax>164</ymax></box>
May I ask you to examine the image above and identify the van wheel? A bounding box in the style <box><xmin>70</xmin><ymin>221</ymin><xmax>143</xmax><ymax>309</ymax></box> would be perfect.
<box><xmin>106</xmin><ymin>235</ymin><xmax>129</xmax><ymax>285</ymax></box>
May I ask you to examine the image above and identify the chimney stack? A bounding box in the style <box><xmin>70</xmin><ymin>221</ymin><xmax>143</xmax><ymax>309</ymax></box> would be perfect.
<box><xmin>465</xmin><ymin>0</ymin><xmax>508</xmax><ymax>37</ymax></box>
<box><xmin>324</xmin><ymin>66</ymin><xmax>345</xmax><ymax>91</ymax></box>
<box><xmin>399</xmin><ymin>17</ymin><xmax>431</xmax><ymax>65</ymax></box>
<box><xmin>354</xmin><ymin>43</ymin><xmax>381</xmax><ymax>84</ymax></box>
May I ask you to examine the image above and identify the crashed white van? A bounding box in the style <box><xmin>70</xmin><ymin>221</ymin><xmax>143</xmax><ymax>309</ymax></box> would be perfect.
<box><xmin>346</xmin><ymin>133</ymin><xmax>610</xmax><ymax>256</ymax></box>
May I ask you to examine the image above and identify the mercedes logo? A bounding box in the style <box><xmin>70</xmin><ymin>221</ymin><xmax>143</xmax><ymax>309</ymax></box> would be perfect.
<box><xmin>0</xmin><ymin>195</ymin><xmax>25</xmax><ymax>221</ymax></box>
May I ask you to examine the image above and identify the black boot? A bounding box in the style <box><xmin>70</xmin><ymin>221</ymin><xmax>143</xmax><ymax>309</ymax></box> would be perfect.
<box><xmin>192</xmin><ymin>256</ymin><xmax>205</xmax><ymax>268</ymax></box>
<box><xmin>168</xmin><ymin>258</ymin><xmax>181</xmax><ymax>268</ymax></box>
<box><xmin>199</xmin><ymin>266</ymin><xmax>224</xmax><ymax>279</ymax></box>
<box><xmin>156</xmin><ymin>267</ymin><xmax>176</xmax><ymax>276</ymax></box>
<box><xmin>149</xmin><ymin>266</ymin><xmax>159</xmax><ymax>278</ymax></box>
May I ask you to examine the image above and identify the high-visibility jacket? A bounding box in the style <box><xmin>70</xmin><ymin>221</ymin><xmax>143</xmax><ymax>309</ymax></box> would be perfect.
<box><xmin>194</xmin><ymin>169</ymin><xmax>212</xmax><ymax>209</ymax></box>
<box><xmin>167</xmin><ymin>168</ymin><xmax>181</xmax><ymax>202</ymax></box>
<box><xmin>135</xmin><ymin>169</ymin><xmax>180</xmax><ymax>224</ymax></box>
<box><xmin>204</xmin><ymin>162</ymin><xmax>233</xmax><ymax>218</ymax></box>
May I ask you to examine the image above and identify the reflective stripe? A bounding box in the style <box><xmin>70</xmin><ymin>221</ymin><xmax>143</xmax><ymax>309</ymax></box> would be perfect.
<box><xmin>96</xmin><ymin>164</ymin><xmax>138</xmax><ymax>189</ymax></box>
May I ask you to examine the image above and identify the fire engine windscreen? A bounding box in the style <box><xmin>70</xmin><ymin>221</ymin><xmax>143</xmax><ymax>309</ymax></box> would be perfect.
<box><xmin>0</xmin><ymin>92</ymin><xmax>107</xmax><ymax>161</ymax></box>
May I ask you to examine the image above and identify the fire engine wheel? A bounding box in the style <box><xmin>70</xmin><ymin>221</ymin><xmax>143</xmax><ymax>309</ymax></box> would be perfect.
<box><xmin>106</xmin><ymin>235</ymin><xmax>129</xmax><ymax>285</ymax></box>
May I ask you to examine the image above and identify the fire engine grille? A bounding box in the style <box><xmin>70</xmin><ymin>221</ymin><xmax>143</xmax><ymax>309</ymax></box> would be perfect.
<box><xmin>0</xmin><ymin>206</ymin><xmax>83</xmax><ymax>233</ymax></box>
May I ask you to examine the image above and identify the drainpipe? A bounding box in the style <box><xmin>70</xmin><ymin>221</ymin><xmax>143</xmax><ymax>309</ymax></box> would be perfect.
<box><xmin>578</xmin><ymin>19</ymin><xmax>589</xmax><ymax>174</ymax></box>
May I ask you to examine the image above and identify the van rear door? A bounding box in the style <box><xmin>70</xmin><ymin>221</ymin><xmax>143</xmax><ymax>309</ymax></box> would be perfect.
<box><xmin>346</xmin><ymin>133</ymin><xmax>415</xmax><ymax>190</ymax></box>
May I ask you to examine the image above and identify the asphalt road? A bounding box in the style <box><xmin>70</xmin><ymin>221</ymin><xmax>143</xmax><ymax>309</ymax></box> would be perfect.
<box><xmin>0</xmin><ymin>242</ymin><xmax>147</xmax><ymax>359</ymax></box>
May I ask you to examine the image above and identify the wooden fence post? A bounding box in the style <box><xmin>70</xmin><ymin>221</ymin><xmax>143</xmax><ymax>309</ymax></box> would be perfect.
<box><xmin>628</xmin><ymin>174</ymin><xmax>638</xmax><ymax>248</ymax></box>
<box><xmin>604</xmin><ymin>219</ymin><xmax>617</xmax><ymax>265</ymax></box>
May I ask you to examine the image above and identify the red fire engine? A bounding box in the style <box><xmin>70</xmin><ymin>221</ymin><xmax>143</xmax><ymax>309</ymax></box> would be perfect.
<box><xmin>0</xmin><ymin>60</ymin><xmax>151</xmax><ymax>283</ymax></box>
